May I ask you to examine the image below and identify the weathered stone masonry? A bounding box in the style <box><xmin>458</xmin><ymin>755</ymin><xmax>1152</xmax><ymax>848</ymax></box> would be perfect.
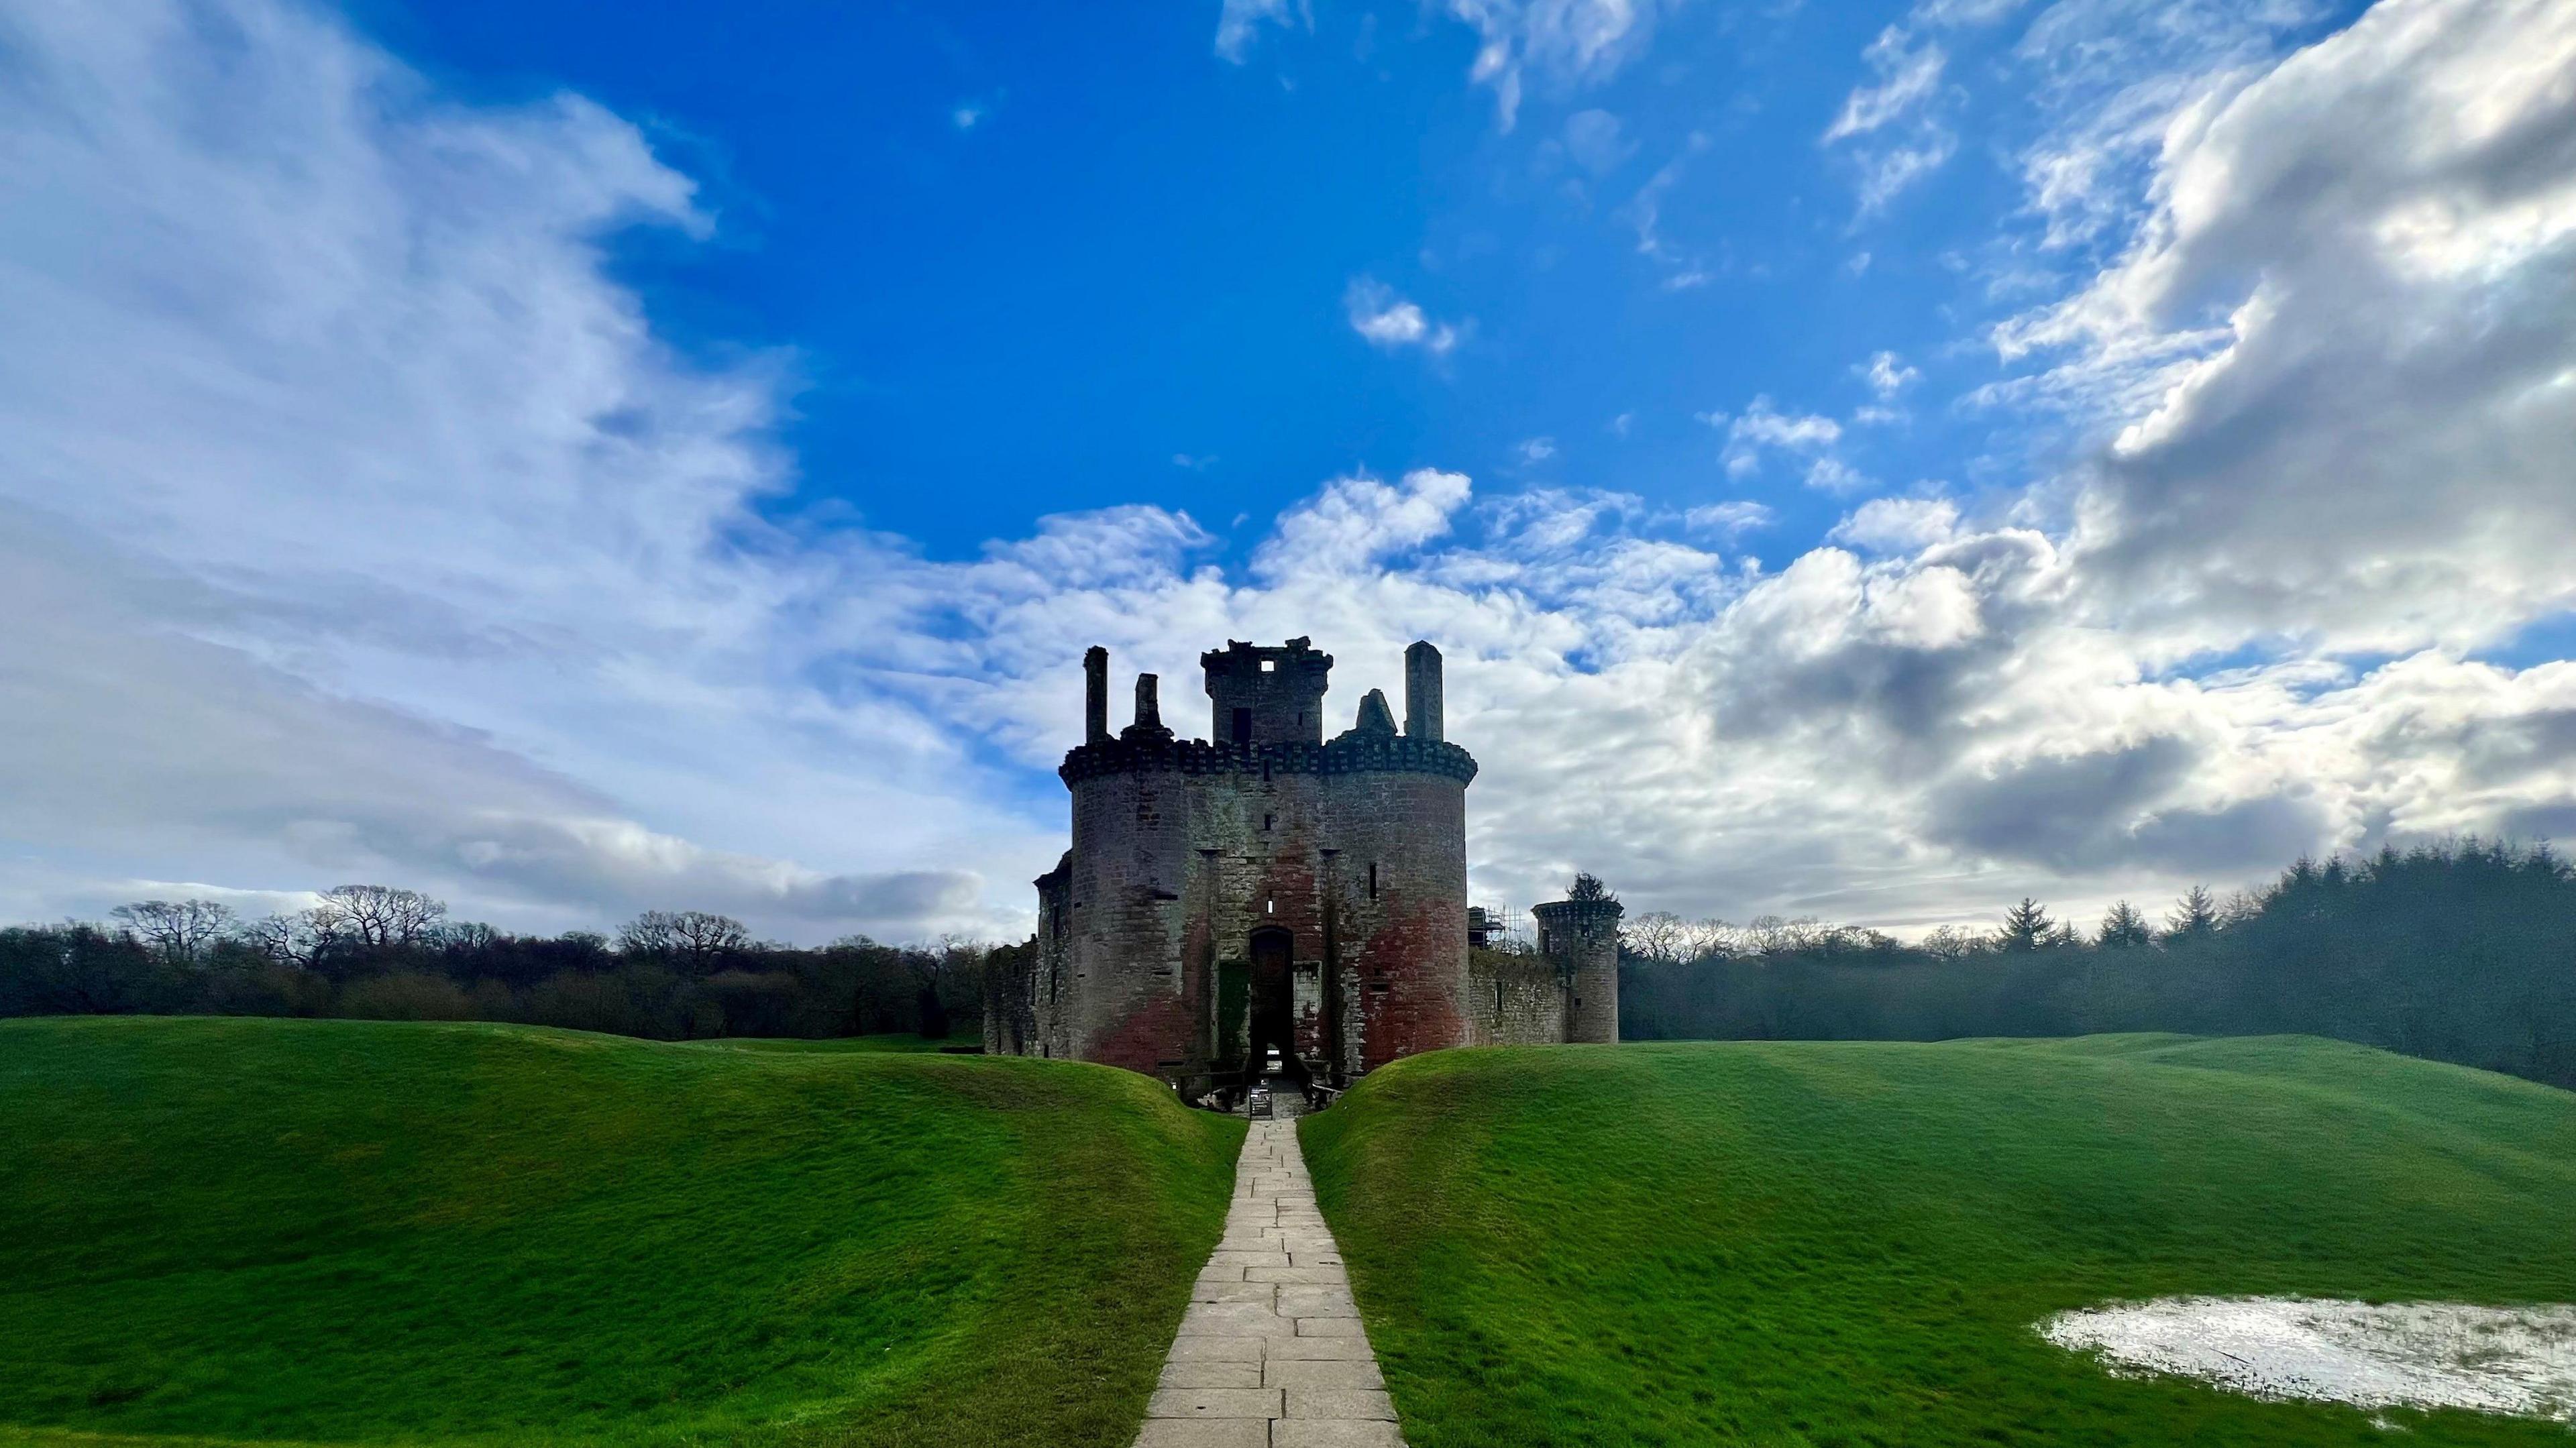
<box><xmin>986</xmin><ymin>636</ymin><xmax>1619</xmax><ymax>1092</ymax></box>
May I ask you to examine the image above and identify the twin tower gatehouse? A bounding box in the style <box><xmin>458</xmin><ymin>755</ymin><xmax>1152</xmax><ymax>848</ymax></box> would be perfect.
<box><xmin>983</xmin><ymin>636</ymin><xmax>1620</xmax><ymax>1100</ymax></box>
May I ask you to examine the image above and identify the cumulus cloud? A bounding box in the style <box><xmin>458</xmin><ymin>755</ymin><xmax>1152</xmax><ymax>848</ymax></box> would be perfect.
<box><xmin>2004</xmin><ymin>0</ymin><xmax>2576</xmax><ymax>653</ymax></box>
<box><xmin>1344</xmin><ymin>278</ymin><xmax>1461</xmax><ymax>355</ymax></box>
<box><xmin>1831</xmin><ymin>497</ymin><xmax>1960</xmax><ymax>553</ymax></box>
<box><xmin>0</xmin><ymin>0</ymin><xmax>1024</xmax><ymax>940</ymax></box>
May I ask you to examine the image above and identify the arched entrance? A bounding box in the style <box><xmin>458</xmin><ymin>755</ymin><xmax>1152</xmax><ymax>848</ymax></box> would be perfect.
<box><xmin>1248</xmin><ymin>926</ymin><xmax>1295</xmax><ymax>1069</ymax></box>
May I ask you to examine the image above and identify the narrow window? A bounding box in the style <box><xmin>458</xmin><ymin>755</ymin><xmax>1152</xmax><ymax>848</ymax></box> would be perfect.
<box><xmin>1368</xmin><ymin>862</ymin><xmax>1379</xmax><ymax>899</ymax></box>
<box><xmin>1266</xmin><ymin>898</ymin><xmax>1275</xmax><ymax>915</ymax></box>
<box><xmin>1232</xmin><ymin>708</ymin><xmax>1252</xmax><ymax>744</ymax></box>
<box><xmin>1263</xmin><ymin>813</ymin><xmax>1274</xmax><ymax>832</ymax></box>
<box><xmin>1495</xmin><ymin>979</ymin><xmax>1503</xmax><ymax>1013</ymax></box>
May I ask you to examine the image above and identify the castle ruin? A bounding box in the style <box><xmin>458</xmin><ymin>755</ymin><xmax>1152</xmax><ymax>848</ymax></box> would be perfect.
<box><xmin>983</xmin><ymin>636</ymin><xmax>1621</xmax><ymax>1097</ymax></box>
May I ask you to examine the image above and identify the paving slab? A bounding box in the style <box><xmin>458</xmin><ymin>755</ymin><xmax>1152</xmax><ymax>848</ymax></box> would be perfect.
<box><xmin>1134</xmin><ymin>1119</ymin><xmax>1407</xmax><ymax>1447</ymax></box>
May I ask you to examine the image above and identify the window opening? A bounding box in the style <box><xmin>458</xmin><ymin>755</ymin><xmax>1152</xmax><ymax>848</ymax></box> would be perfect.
<box><xmin>1232</xmin><ymin>708</ymin><xmax>1252</xmax><ymax>744</ymax></box>
<box><xmin>1368</xmin><ymin>862</ymin><xmax>1379</xmax><ymax>899</ymax></box>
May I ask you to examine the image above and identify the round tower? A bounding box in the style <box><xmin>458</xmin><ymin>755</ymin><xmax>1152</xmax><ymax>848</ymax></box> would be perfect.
<box><xmin>1534</xmin><ymin>889</ymin><xmax>1623</xmax><ymax>1044</ymax></box>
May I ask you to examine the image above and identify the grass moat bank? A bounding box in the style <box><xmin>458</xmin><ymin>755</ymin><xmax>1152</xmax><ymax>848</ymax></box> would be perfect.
<box><xmin>0</xmin><ymin>1016</ymin><xmax>1244</xmax><ymax>1448</ymax></box>
<box><xmin>1300</xmin><ymin>1035</ymin><xmax>2576</xmax><ymax>1447</ymax></box>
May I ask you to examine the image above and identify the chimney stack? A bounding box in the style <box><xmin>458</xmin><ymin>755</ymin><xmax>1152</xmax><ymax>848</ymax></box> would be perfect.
<box><xmin>1083</xmin><ymin>647</ymin><xmax>1109</xmax><ymax>743</ymax></box>
<box><xmin>1134</xmin><ymin>673</ymin><xmax>1163</xmax><ymax>733</ymax></box>
<box><xmin>1403</xmin><ymin>641</ymin><xmax>1444</xmax><ymax>742</ymax></box>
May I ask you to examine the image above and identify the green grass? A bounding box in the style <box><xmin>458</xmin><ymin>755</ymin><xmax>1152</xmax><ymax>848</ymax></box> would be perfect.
<box><xmin>0</xmin><ymin>1016</ymin><xmax>1244</xmax><ymax>1448</ymax></box>
<box><xmin>1301</xmin><ymin>1034</ymin><xmax>2576</xmax><ymax>1447</ymax></box>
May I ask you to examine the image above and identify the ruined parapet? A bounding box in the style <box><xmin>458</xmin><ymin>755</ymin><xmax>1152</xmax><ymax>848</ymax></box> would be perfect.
<box><xmin>1534</xmin><ymin>891</ymin><xmax>1623</xmax><ymax>1045</ymax></box>
<box><xmin>1202</xmin><ymin>637</ymin><xmax>1333</xmax><ymax>746</ymax></box>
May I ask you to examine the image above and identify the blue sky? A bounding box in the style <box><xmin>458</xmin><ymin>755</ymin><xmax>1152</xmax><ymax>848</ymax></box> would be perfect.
<box><xmin>1</xmin><ymin>0</ymin><xmax>2571</xmax><ymax>942</ymax></box>
<box><xmin>346</xmin><ymin>0</ymin><xmax>2246</xmax><ymax>559</ymax></box>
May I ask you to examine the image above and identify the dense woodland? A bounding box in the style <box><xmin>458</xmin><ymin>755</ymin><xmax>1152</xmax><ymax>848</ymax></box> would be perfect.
<box><xmin>1615</xmin><ymin>840</ymin><xmax>2576</xmax><ymax>1090</ymax></box>
<box><xmin>4</xmin><ymin>839</ymin><xmax>2571</xmax><ymax>1089</ymax></box>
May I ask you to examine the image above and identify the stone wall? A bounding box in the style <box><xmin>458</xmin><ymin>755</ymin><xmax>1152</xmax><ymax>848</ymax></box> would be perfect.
<box><xmin>1467</xmin><ymin>948</ymin><xmax>1566</xmax><ymax>1046</ymax></box>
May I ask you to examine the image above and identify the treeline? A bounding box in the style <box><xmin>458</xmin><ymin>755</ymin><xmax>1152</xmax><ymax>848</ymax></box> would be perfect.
<box><xmin>0</xmin><ymin>886</ymin><xmax>1014</xmax><ymax>1042</ymax></box>
<box><xmin>1618</xmin><ymin>839</ymin><xmax>2576</xmax><ymax>1090</ymax></box>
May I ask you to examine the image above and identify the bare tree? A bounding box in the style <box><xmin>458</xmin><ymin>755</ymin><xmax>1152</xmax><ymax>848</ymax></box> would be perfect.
<box><xmin>1626</xmin><ymin>910</ymin><xmax>1686</xmax><ymax>963</ymax></box>
<box><xmin>309</xmin><ymin>885</ymin><xmax>446</xmax><ymax>949</ymax></box>
<box><xmin>111</xmin><ymin>899</ymin><xmax>237</xmax><ymax>966</ymax></box>
<box><xmin>1680</xmin><ymin>917</ymin><xmax>1741</xmax><ymax>962</ymax></box>
<box><xmin>1920</xmin><ymin>924</ymin><xmax>1986</xmax><ymax>961</ymax></box>
<box><xmin>620</xmin><ymin>909</ymin><xmax>749</xmax><ymax>972</ymax></box>
<box><xmin>244</xmin><ymin>912</ymin><xmax>319</xmax><ymax>968</ymax></box>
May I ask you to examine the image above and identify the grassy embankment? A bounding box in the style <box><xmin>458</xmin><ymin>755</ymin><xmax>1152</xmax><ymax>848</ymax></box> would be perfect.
<box><xmin>0</xmin><ymin>1016</ymin><xmax>1244</xmax><ymax>1448</ymax></box>
<box><xmin>1303</xmin><ymin>1034</ymin><xmax>2576</xmax><ymax>1447</ymax></box>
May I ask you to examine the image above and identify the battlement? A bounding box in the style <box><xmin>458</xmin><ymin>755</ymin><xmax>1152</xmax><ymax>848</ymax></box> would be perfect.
<box><xmin>1058</xmin><ymin>730</ymin><xmax>1478</xmax><ymax>786</ymax></box>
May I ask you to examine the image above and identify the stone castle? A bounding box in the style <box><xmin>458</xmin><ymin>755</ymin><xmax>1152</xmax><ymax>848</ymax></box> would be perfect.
<box><xmin>983</xmin><ymin>636</ymin><xmax>1621</xmax><ymax>1097</ymax></box>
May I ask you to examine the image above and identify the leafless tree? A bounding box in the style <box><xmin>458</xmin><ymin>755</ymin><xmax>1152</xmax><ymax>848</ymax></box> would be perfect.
<box><xmin>309</xmin><ymin>885</ymin><xmax>446</xmax><ymax>949</ymax></box>
<box><xmin>619</xmin><ymin>909</ymin><xmax>749</xmax><ymax>971</ymax></box>
<box><xmin>1626</xmin><ymin>910</ymin><xmax>1686</xmax><ymax>963</ymax></box>
<box><xmin>110</xmin><ymin>899</ymin><xmax>236</xmax><ymax>966</ymax></box>
<box><xmin>243</xmin><ymin>912</ymin><xmax>318</xmax><ymax>968</ymax></box>
<box><xmin>1680</xmin><ymin>917</ymin><xmax>1741</xmax><ymax>962</ymax></box>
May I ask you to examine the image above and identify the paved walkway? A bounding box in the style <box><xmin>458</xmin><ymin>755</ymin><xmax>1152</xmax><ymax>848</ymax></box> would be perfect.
<box><xmin>1135</xmin><ymin>1119</ymin><xmax>1405</xmax><ymax>1448</ymax></box>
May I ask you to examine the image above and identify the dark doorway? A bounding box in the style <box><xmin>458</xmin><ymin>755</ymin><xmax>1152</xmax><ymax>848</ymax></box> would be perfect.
<box><xmin>1232</xmin><ymin>707</ymin><xmax>1253</xmax><ymax>744</ymax></box>
<box><xmin>1248</xmin><ymin>927</ymin><xmax>1293</xmax><ymax>1068</ymax></box>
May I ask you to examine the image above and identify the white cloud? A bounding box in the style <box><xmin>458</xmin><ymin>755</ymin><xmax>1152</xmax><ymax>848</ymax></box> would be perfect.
<box><xmin>1825</xmin><ymin>27</ymin><xmax>1949</xmax><ymax>141</ymax></box>
<box><xmin>1444</xmin><ymin>0</ymin><xmax>1669</xmax><ymax>131</ymax></box>
<box><xmin>1830</xmin><ymin>497</ymin><xmax>1961</xmax><ymax>553</ymax></box>
<box><xmin>1684</xmin><ymin>500</ymin><xmax>1776</xmax><ymax>540</ymax></box>
<box><xmin>1823</xmin><ymin>26</ymin><xmax>1961</xmax><ymax>215</ymax></box>
<box><xmin>1860</xmin><ymin>349</ymin><xmax>1923</xmax><ymax>397</ymax></box>
<box><xmin>1344</xmin><ymin>278</ymin><xmax>1460</xmax><ymax>355</ymax></box>
<box><xmin>1517</xmin><ymin>436</ymin><xmax>1559</xmax><ymax>463</ymax></box>
<box><xmin>1705</xmin><ymin>396</ymin><xmax>1844</xmax><ymax>478</ymax></box>
<box><xmin>1214</xmin><ymin>0</ymin><xmax>1305</xmax><ymax>62</ymax></box>
<box><xmin>952</xmin><ymin>103</ymin><xmax>985</xmax><ymax>129</ymax></box>
<box><xmin>1999</xmin><ymin>0</ymin><xmax>2576</xmax><ymax>654</ymax></box>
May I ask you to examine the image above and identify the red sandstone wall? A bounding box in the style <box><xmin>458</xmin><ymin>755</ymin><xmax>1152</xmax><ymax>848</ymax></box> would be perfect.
<box><xmin>1324</xmin><ymin>771</ymin><xmax>1470</xmax><ymax>1074</ymax></box>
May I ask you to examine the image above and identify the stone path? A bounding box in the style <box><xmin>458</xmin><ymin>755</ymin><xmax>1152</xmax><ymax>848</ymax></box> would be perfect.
<box><xmin>1135</xmin><ymin>1119</ymin><xmax>1405</xmax><ymax>1448</ymax></box>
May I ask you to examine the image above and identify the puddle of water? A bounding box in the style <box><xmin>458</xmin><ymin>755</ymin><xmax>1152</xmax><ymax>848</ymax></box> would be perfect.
<box><xmin>2041</xmin><ymin>1296</ymin><xmax>2576</xmax><ymax>1421</ymax></box>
